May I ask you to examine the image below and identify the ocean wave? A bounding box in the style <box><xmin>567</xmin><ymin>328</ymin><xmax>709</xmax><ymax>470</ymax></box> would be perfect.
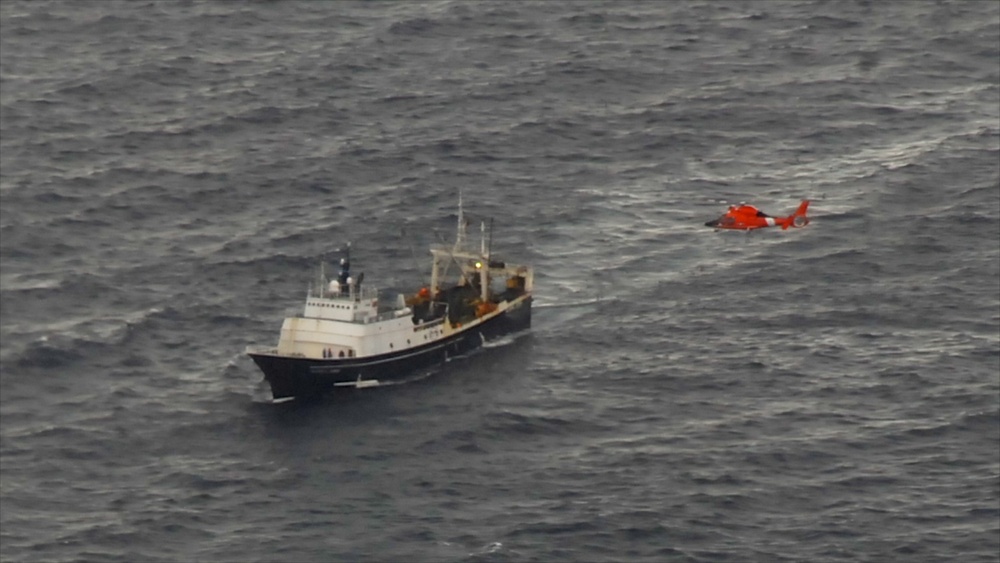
<box><xmin>481</xmin><ymin>409</ymin><xmax>606</xmax><ymax>438</ymax></box>
<box><xmin>0</xmin><ymin>271</ymin><xmax>120</xmax><ymax>300</ymax></box>
<box><xmin>9</xmin><ymin>338</ymin><xmax>85</xmax><ymax>369</ymax></box>
<box><xmin>388</xmin><ymin>17</ymin><xmax>443</xmax><ymax>36</ymax></box>
<box><xmin>4</xmin><ymin>305</ymin><xmax>171</xmax><ymax>371</ymax></box>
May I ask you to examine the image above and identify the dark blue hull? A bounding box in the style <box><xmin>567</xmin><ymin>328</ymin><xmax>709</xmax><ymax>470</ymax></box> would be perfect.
<box><xmin>249</xmin><ymin>297</ymin><xmax>531</xmax><ymax>401</ymax></box>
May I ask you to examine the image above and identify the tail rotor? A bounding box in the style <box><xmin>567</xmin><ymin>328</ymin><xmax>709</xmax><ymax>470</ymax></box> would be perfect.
<box><xmin>781</xmin><ymin>200</ymin><xmax>810</xmax><ymax>230</ymax></box>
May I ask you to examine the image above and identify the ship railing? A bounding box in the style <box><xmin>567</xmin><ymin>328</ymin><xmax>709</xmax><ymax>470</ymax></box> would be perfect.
<box><xmin>316</xmin><ymin>284</ymin><xmax>380</xmax><ymax>302</ymax></box>
<box><xmin>369</xmin><ymin>310</ymin><xmax>403</xmax><ymax>323</ymax></box>
<box><xmin>413</xmin><ymin>317</ymin><xmax>446</xmax><ymax>331</ymax></box>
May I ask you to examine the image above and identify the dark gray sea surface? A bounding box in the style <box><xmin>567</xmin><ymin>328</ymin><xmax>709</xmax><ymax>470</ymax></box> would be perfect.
<box><xmin>1</xmin><ymin>1</ymin><xmax>998</xmax><ymax>561</ymax></box>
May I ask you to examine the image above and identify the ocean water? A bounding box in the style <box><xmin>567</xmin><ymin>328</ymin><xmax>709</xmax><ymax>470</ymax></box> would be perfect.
<box><xmin>1</xmin><ymin>1</ymin><xmax>998</xmax><ymax>561</ymax></box>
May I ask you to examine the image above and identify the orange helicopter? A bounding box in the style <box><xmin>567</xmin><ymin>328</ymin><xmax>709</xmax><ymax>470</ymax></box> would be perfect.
<box><xmin>705</xmin><ymin>200</ymin><xmax>810</xmax><ymax>231</ymax></box>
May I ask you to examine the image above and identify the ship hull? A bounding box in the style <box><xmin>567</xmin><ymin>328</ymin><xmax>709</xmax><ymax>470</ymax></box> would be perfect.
<box><xmin>249</xmin><ymin>296</ymin><xmax>531</xmax><ymax>401</ymax></box>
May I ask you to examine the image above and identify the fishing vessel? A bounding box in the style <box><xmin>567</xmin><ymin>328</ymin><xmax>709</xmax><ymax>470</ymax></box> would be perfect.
<box><xmin>246</xmin><ymin>200</ymin><xmax>533</xmax><ymax>402</ymax></box>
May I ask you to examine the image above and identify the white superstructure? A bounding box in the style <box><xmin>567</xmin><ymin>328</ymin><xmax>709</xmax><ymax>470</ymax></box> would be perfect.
<box><xmin>273</xmin><ymin>282</ymin><xmax>449</xmax><ymax>360</ymax></box>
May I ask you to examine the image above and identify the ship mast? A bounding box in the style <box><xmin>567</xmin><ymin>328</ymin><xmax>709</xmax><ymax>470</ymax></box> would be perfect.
<box><xmin>454</xmin><ymin>189</ymin><xmax>466</xmax><ymax>252</ymax></box>
<box><xmin>479</xmin><ymin>219</ymin><xmax>489</xmax><ymax>302</ymax></box>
